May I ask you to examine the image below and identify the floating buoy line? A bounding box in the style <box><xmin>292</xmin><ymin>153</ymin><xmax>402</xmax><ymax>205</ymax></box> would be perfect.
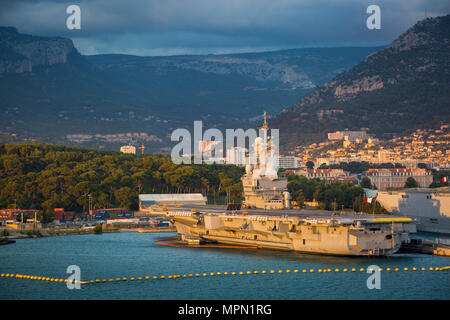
<box><xmin>1</xmin><ymin>266</ymin><xmax>449</xmax><ymax>286</ymax></box>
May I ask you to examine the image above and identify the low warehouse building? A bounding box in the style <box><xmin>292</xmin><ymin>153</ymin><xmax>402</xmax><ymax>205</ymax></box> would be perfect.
<box><xmin>139</xmin><ymin>193</ymin><xmax>207</xmax><ymax>211</ymax></box>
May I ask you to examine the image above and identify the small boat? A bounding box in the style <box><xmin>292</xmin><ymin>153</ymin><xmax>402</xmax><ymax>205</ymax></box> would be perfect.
<box><xmin>0</xmin><ymin>238</ymin><xmax>16</xmax><ymax>245</ymax></box>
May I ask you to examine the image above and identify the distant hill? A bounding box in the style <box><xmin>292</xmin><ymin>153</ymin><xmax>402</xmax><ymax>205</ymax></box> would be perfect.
<box><xmin>271</xmin><ymin>15</ymin><xmax>450</xmax><ymax>150</ymax></box>
<box><xmin>0</xmin><ymin>26</ymin><xmax>380</xmax><ymax>152</ymax></box>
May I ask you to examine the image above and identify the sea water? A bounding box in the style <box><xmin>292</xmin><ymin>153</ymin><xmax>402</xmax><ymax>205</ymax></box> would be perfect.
<box><xmin>0</xmin><ymin>232</ymin><xmax>448</xmax><ymax>300</ymax></box>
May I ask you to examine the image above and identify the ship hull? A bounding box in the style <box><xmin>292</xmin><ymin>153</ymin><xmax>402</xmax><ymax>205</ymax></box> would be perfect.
<box><xmin>168</xmin><ymin>212</ymin><xmax>411</xmax><ymax>256</ymax></box>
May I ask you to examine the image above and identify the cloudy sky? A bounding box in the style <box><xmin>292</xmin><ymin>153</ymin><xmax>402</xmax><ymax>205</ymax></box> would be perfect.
<box><xmin>1</xmin><ymin>0</ymin><xmax>449</xmax><ymax>56</ymax></box>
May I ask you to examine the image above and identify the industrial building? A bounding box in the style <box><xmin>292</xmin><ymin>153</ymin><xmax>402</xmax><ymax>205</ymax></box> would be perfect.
<box><xmin>139</xmin><ymin>193</ymin><xmax>207</xmax><ymax>211</ymax></box>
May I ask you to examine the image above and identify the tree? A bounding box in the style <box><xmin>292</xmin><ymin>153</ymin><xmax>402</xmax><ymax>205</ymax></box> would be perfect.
<box><xmin>93</xmin><ymin>224</ymin><xmax>103</xmax><ymax>234</ymax></box>
<box><xmin>306</xmin><ymin>161</ymin><xmax>315</xmax><ymax>170</ymax></box>
<box><xmin>114</xmin><ymin>187</ymin><xmax>134</xmax><ymax>208</ymax></box>
<box><xmin>360</xmin><ymin>176</ymin><xmax>372</xmax><ymax>189</ymax></box>
<box><xmin>295</xmin><ymin>190</ymin><xmax>305</xmax><ymax>208</ymax></box>
<box><xmin>404</xmin><ymin>177</ymin><xmax>419</xmax><ymax>188</ymax></box>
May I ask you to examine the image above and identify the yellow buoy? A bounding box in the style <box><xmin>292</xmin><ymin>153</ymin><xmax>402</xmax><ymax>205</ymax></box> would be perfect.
<box><xmin>116</xmin><ymin>278</ymin><xmax>121</xmax><ymax>281</ymax></box>
<box><xmin>145</xmin><ymin>276</ymin><xmax>149</xmax><ymax>280</ymax></box>
<box><xmin>429</xmin><ymin>267</ymin><xmax>434</xmax><ymax>271</ymax></box>
<box><xmin>386</xmin><ymin>268</ymin><xmax>391</xmax><ymax>272</ymax></box>
<box><xmin>261</xmin><ymin>270</ymin><xmax>266</xmax><ymax>274</ymax></box>
<box><xmin>335</xmin><ymin>269</ymin><xmax>340</xmax><ymax>272</ymax></box>
<box><xmin>310</xmin><ymin>269</ymin><xmax>314</xmax><ymax>273</ymax></box>
<box><xmin>421</xmin><ymin>267</ymin><xmax>425</xmax><ymax>271</ymax></box>
<box><xmin>395</xmin><ymin>268</ymin><xmax>399</xmax><ymax>272</ymax></box>
<box><xmin>302</xmin><ymin>269</ymin><xmax>307</xmax><ymax>273</ymax></box>
<box><xmin>210</xmin><ymin>272</ymin><xmax>214</xmax><ymax>276</ymax></box>
<box><xmin>270</xmin><ymin>270</ymin><xmax>274</xmax><ymax>274</ymax></box>
<box><xmin>224</xmin><ymin>272</ymin><xmax>228</xmax><ymax>275</ymax></box>
<box><xmin>231</xmin><ymin>272</ymin><xmax>236</xmax><ymax>275</ymax></box>
<box><xmin>278</xmin><ymin>270</ymin><xmax>283</xmax><ymax>273</ymax></box>
<box><xmin>286</xmin><ymin>269</ymin><xmax>290</xmax><ymax>273</ymax></box>
<box><xmin>404</xmin><ymin>267</ymin><xmax>408</xmax><ymax>271</ymax></box>
<box><xmin>153</xmin><ymin>276</ymin><xmax>158</xmax><ymax>279</ymax></box>
<box><xmin>294</xmin><ymin>269</ymin><xmax>298</xmax><ymax>273</ymax></box>
<box><xmin>138</xmin><ymin>277</ymin><xmax>142</xmax><ymax>280</ymax></box>
<box><xmin>160</xmin><ymin>275</ymin><xmax>165</xmax><ymax>279</ymax></box>
<box><xmin>239</xmin><ymin>271</ymin><xmax>243</xmax><ymax>275</ymax></box>
<box><xmin>351</xmin><ymin>268</ymin><xmax>356</xmax><ymax>272</ymax></box>
<box><xmin>253</xmin><ymin>271</ymin><xmax>258</xmax><ymax>274</ymax></box>
<box><xmin>360</xmin><ymin>268</ymin><xmax>364</xmax><ymax>272</ymax></box>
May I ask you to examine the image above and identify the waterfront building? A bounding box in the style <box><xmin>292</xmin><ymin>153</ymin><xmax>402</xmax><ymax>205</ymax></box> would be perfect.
<box><xmin>364</xmin><ymin>168</ymin><xmax>433</xmax><ymax>190</ymax></box>
<box><xmin>53</xmin><ymin>208</ymin><xmax>75</xmax><ymax>221</ymax></box>
<box><xmin>139</xmin><ymin>194</ymin><xmax>207</xmax><ymax>211</ymax></box>
<box><xmin>377</xmin><ymin>188</ymin><xmax>450</xmax><ymax>233</ymax></box>
<box><xmin>0</xmin><ymin>209</ymin><xmax>38</xmax><ymax>225</ymax></box>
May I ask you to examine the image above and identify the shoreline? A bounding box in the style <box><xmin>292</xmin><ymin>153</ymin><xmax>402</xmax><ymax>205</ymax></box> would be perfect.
<box><xmin>1</xmin><ymin>227</ymin><xmax>176</xmax><ymax>240</ymax></box>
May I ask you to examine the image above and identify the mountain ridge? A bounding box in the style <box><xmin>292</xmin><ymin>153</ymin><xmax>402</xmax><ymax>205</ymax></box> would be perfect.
<box><xmin>0</xmin><ymin>26</ymin><xmax>380</xmax><ymax>152</ymax></box>
<box><xmin>271</xmin><ymin>15</ymin><xmax>450</xmax><ymax>150</ymax></box>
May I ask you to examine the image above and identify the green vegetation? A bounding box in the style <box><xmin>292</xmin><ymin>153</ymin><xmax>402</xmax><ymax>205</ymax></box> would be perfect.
<box><xmin>360</xmin><ymin>176</ymin><xmax>372</xmax><ymax>189</ymax></box>
<box><xmin>404</xmin><ymin>177</ymin><xmax>419</xmax><ymax>188</ymax></box>
<box><xmin>430</xmin><ymin>170</ymin><xmax>450</xmax><ymax>188</ymax></box>
<box><xmin>0</xmin><ymin>143</ymin><xmax>244</xmax><ymax>216</ymax></box>
<box><xmin>287</xmin><ymin>174</ymin><xmax>387</xmax><ymax>214</ymax></box>
<box><xmin>93</xmin><ymin>224</ymin><xmax>103</xmax><ymax>234</ymax></box>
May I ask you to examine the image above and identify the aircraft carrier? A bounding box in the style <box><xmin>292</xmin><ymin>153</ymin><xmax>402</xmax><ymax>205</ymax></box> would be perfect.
<box><xmin>163</xmin><ymin>116</ymin><xmax>417</xmax><ymax>256</ymax></box>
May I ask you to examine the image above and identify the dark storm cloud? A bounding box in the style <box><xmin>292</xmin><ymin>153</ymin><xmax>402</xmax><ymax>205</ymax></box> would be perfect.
<box><xmin>1</xmin><ymin>0</ymin><xmax>449</xmax><ymax>55</ymax></box>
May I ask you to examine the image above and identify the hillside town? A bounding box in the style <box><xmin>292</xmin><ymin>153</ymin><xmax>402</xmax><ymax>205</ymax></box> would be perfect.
<box><xmin>287</xmin><ymin>124</ymin><xmax>449</xmax><ymax>170</ymax></box>
<box><xmin>274</xmin><ymin>125</ymin><xmax>449</xmax><ymax>190</ymax></box>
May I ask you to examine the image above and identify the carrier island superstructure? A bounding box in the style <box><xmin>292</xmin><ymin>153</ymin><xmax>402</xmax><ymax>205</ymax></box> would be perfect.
<box><xmin>165</xmin><ymin>117</ymin><xmax>417</xmax><ymax>256</ymax></box>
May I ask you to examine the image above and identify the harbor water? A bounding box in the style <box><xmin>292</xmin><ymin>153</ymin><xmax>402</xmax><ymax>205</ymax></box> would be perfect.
<box><xmin>0</xmin><ymin>232</ymin><xmax>449</xmax><ymax>300</ymax></box>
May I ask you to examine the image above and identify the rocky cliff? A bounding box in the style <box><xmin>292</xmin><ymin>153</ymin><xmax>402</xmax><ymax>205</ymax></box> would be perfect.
<box><xmin>271</xmin><ymin>15</ymin><xmax>450</xmax><ymax>149</ymax></box>
<box><xmin>0</xmin><ymin>27</ymin><xmax>76</xmax><ymax>74</ymax></box>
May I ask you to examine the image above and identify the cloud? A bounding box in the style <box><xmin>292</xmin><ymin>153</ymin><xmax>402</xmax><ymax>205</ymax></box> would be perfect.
<box><xmin>1</xmin><ymin>0</ymin><xmax>449</xmax><ymax>55</ymax></box>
